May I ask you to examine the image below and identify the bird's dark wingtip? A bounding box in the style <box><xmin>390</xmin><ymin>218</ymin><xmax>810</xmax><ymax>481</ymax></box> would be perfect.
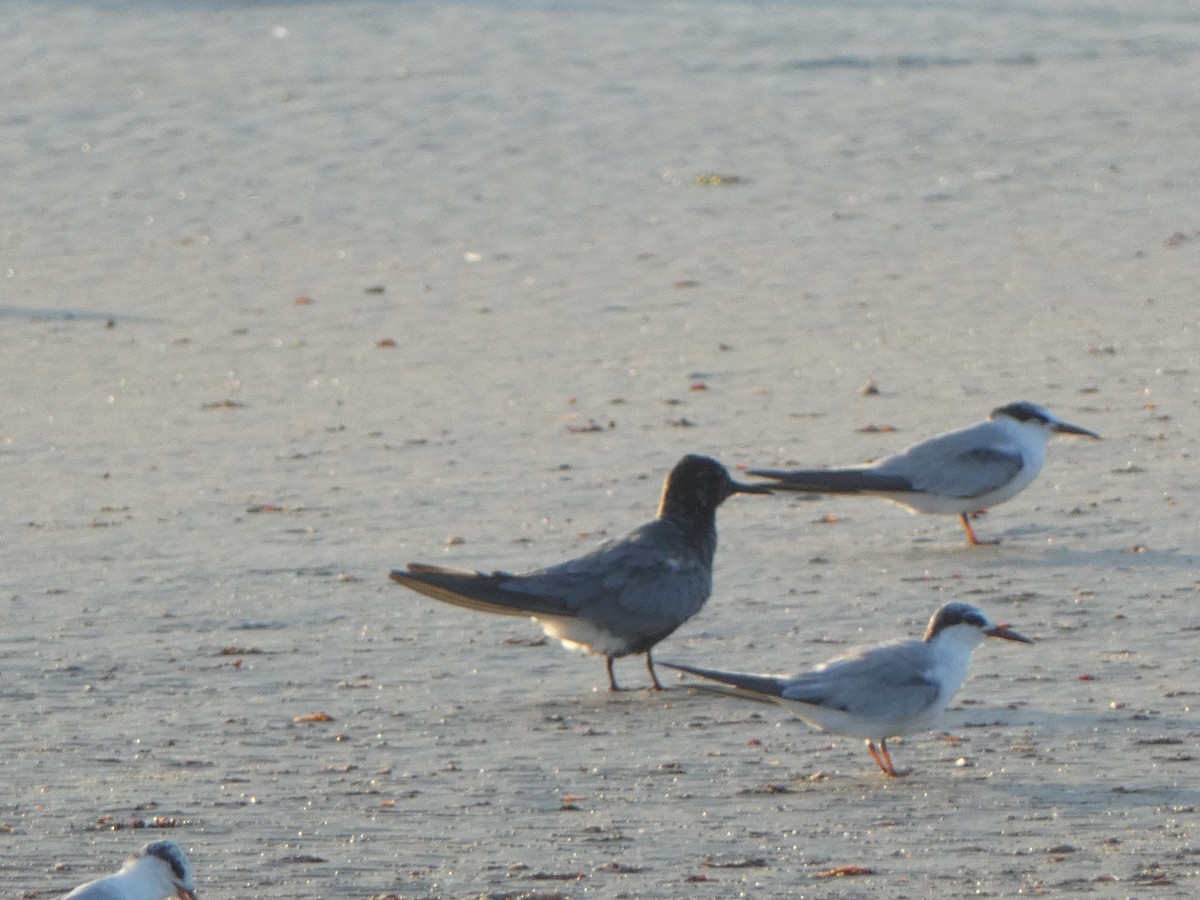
<box><xmin>658</xmin><ymin>660</ymin><xmax>697</xmax><ymax>675</ymax></box>
<box><xmin>658</xmin><ymin>659</ymin><xmax>736</xmax><ymax>681</ymax></box>
<box><xmin>741</xmin><ymin>469</ymin><xmax>810</xmax><ymax>491</ymax></box>
<box><xmin>389</xmin><ymin>563</ymin><xmax>436</xmax><ymax>582</ymax></box>
<box><xmin>404</xmin><ymin>562</ymin><xmax>450</xmax><ymax>574</ymax></box>
<box><xmin>659</xmin><ymin>660</ymin><xmax>789</xmax><ymax>700</ymax></box>
<box><xmin>744</xmin><ymin>468</ymin><xmax>778</xmax><ymax>479</ymax></box>
<box><xmin>732</xmin><ymin>480</ymin><xmax>773</xmax><ymax>495</ymax></box>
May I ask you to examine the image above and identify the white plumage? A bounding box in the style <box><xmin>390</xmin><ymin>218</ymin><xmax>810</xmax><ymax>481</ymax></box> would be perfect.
<box><xmin>61</xmin><ymin>840</ymin><xmax>196</xmax><ymax>900</ymax></box>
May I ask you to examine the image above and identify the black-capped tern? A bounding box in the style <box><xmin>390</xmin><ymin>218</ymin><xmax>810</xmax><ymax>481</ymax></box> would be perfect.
<box><xmin>749</xmin><ymin>401</ymin><xmax>1100</xmax><ymax>545</ymax></box>
<box><xmin>61</xmin><ymin>840</ymin><xmax>196</xmax><ymax>900</ymax></box>
<box><xmin>389</xmin><ymin>454</ymin><xmax>770</xmax><ymax>691</ymax></box>
<box><xmin>664</xmin><ymin>601</ymin><xmax>1032</xmax><ymax>776</ymax></box>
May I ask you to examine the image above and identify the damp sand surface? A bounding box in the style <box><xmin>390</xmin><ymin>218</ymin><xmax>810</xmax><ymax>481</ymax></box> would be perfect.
<box><xmin>3</xmin><ymin>2</ymin><xmax>1200</xmax><ymax>897</ymax></box>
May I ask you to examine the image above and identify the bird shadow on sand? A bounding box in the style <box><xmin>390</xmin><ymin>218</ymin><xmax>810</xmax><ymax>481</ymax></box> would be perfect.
<box><xmin>0</xmin><ymin>305</ymin><xmax>161</xmax><ymax>324</ymax></box>
<box><xmin>953</xmin><ymin>703</ymin><xmax>1200</xmax><ymax>806</ymax></box>
<box><xmin>899</xmin><ymin>541</ymin><xmax>1197</xmax><ymax>572</ymax></box>
<box><xmin>991</xmin><ymin>772</ymin><xmax>1200</xmax><ymax>812</ymax></box>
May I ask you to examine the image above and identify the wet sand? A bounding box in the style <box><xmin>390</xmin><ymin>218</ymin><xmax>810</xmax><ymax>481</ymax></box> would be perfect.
<box><xmin>3</xmin><ymin>1</ymin><xmax>1200</xmax><ymax>896</ymax></box>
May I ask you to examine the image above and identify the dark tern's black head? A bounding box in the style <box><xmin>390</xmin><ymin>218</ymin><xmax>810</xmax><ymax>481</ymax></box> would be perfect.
<box><xmin>657</xmin><ymin>454</ymin><xmax>771</xmax><ymax>521</ymax></box>
<box><xmin>989</xmin><ymin>401</ymin><xmax>1100</xmax><ymax>438</ymax></box>
<box><xmin>923</xmin><ymin>601</ymin><xmax>1032</xmax><ymax>644</ymax></box>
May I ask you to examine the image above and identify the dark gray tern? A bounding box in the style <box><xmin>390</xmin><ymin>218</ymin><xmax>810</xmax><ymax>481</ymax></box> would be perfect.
<box><xmin>390</xmin><ymin>454</ymin><xmax>770</xmax><ymax>691</ymax></box>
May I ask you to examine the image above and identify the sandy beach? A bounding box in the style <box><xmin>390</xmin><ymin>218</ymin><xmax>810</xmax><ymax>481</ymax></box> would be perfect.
<box><xmin>3</xmin><ymin>1</ymin><xmax>1200</xmax><ymax>896</ymax></box>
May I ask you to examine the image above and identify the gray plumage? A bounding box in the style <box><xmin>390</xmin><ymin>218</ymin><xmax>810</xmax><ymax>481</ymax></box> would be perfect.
<box><xmin>749</xmin><ymin>401</ymin><xmax>1099</xmax><ymax>544</ymax></box>
<box><xmin>390</xmin><ymin>454</ymin><xmax>770</xmax><ymax>691</ymax></box>
<box><xmin>664</xmin><ymin>601</ymin><xmax>1032</xmax><ymax>775</ymax></box>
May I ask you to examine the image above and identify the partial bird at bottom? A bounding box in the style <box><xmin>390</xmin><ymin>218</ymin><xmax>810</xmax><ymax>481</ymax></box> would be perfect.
<box><xmin>61</xmin><ymin>840</ymin><xmax>196</xmax><ymax>900</ymax></box>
